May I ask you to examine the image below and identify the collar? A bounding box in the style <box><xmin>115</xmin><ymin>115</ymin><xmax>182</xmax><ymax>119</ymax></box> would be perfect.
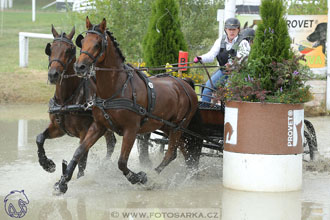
<box><xmin>225</xmin><ymin>35</ymin><xmax>238</xmax><ymax>44</ymax></box>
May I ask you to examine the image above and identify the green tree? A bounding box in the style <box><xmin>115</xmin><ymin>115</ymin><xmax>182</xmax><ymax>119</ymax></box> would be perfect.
<box><xmin>288</xmin><ymin>0</ymin><xmax>327</xmax><ymax>15</ymax></box>
<box><xmin>248</xmin><ymin>0</ymin><xmax>293</xmax><ymax>93</ymax></box>
<box><xmin>178</xmin><ymin>0</ymin><xmax>224</xmax><ymax>58</ymax></box>
<box><xmin>70</xmin><ymin>0</ymin><xmax>152</xmax><ymax>61</ymax></box>
<box><xmin>142</xmin><ymin>0</ymin><xmax>187</xmax><ymax>74</ymax></box>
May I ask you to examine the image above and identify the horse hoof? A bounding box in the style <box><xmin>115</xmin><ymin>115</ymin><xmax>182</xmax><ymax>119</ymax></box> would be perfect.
<box><xmin>126</xmin><ymin>171</ymin><xmax>148</xmax><ymax>184</ymax></box>
<box><xmin>77</xmin><ymin>171</ymin><xmax>84</xmax><ymax>179</ymax></box>
<box><xmin>39</xmin><ymin>158</ymin><xmax>56</xmax><ymax>173</ymax></box>
<box><xmin>53</xmin><ymin>180</ymin><xmax>68</xmax><ymax>195</ymax></box>
<box><xmin>137</xmin><ymin>171</ymin><xmax>148</xmax><ymax>184</ymax></box>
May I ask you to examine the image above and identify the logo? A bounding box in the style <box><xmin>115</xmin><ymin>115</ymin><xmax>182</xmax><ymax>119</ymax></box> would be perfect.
<box><xmin>224</xmin><ymin>107</ymin><xmax>238</xmax><ymax>145</ymax></box>
<box><xmin>4</xmin><ymin>190</ymin><xmax>29</xmax><ymax>218</ymax></box>
<box><xmin>288</xmin><ymin>110</ymin><xmax>304</xmax><ymax>147</ymax></box>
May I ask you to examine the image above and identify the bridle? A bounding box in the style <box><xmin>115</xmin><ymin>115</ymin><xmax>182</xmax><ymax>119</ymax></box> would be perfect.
<box><xmin>46</xmin><ymin>33</ymin><xmax>77</xmax><ymax>83</ymax></box>
<box><xmin>75</xmin><ymin>25</ymin><xmax>108</xmax><ymax>73</ymax></box>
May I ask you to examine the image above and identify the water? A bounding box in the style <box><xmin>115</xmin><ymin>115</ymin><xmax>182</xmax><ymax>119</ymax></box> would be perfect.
<box><xmin>0</xmin><ymin>104</ymin><xmax>330</xmax><ymax>220</ymax></box>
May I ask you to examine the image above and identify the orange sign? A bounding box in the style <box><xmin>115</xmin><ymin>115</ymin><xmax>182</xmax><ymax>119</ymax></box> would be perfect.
<box><xmin>178</xmin><ymin>51</ymin><xmax>188</xmax><ymax>71</ymax></box>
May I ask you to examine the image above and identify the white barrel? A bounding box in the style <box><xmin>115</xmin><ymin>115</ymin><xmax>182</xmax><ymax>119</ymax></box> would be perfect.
<box><xmin>223</xmin><ymin>101</ymin><xmax>304</xmax><ymax>192</ymax></box>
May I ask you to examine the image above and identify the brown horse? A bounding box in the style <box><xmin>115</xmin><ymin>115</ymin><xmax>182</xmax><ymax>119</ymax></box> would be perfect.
<box><xmin>36</xmin><ymin>25</ymin><xmax>116</xmax><ymax>178</ymax></box>
<box><xmin>53</xmin><ymin>17</ymin><xmax>198</xmax><ymax>194</ymax></box>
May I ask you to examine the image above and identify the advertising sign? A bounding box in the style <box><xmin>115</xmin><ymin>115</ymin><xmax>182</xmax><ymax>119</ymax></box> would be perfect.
<box><xmin>237</xmin><ymin>15</ymin><xmax>327</xmax><ymax>69</ymax></box>
<box><xmin>287</xmin><ymin>15</ymin><xmax>327</xmax><ymax>69</ymax></box>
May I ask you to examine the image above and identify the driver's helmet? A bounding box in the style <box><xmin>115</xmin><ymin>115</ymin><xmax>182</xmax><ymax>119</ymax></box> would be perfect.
<box><xmin>224</xmin><ymin>18</ymin><xmax>241</xmax><ymax>29</ymax></box>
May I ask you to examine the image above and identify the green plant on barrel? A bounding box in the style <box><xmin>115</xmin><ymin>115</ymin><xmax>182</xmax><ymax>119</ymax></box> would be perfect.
<box><xmin>142</xmin><ymin>0</ymin><xmax>187</xmax><ymax>75</ymax></box>
<box><xmin>216</xmin><ymin>0</ymin><xmax>312</xmax><ymax>104</ymax></box>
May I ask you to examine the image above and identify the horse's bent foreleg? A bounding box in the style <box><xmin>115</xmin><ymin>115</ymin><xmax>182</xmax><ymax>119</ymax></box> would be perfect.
<box><xmin>104</xmin><ymin>130</ymin><xmax>116</xmax><ymax>158</ymax></box>
<box><xmin>36</xmin><ymin>124</ymin><xmax>64</xmax><ymax>173</ymax></box>
<box><xmin>118</xmin><ymin>129</ymin><xmax>147</xmax><ymax>185</ymax></box>
<box><xmin>154</xmin><ymin>130</ymin><xmax>182</xmax><ymax>173</ymax></box>
<box><xmin>54</xmin><ymin>122</ymin><xmax>105</xmax><ymax>194</ymax></box>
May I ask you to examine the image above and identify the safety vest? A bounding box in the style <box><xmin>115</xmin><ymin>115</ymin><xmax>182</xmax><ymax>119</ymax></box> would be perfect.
<box><xmin>216</xmin><ymin>34</ymin><xmax>246</xmax><ymax>66</ymax></box>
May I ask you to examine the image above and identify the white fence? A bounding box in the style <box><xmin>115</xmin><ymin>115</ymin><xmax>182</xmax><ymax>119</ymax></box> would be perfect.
<box><xmin>19</xmin><ymin>32</ymin><xmax>53</xmax><ymax>67</ymax></box>
<box><xmin>0</xmin><ymin>0</ymin><xmax>12</xmax><ymax>9</ymax></box>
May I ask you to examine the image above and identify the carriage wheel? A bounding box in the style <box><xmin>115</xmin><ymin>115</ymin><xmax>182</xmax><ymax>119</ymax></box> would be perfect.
<box><xmin>303</xmin><ymin>119</ymin><xmax>318</xmax><ymax>161</ymax></box>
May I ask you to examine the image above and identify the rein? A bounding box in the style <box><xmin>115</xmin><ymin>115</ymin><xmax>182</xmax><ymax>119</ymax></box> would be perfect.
<box><xmin>92</xmin><ymin>64</ymin><xmax>220</xmax><ymax>74</ymax></box>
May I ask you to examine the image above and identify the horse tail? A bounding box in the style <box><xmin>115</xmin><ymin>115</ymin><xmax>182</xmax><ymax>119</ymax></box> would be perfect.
<box><xmin>183</xmin><ymin>77</ymin><xmax>195</xmax><ymax>90</ymax></box>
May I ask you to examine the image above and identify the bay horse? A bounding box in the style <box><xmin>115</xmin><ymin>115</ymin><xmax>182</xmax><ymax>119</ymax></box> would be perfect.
<box><xmin>36</xmin><ymin>25</ymin><xmax>116</xmax><ymax>178</ymax></box>
<box><xmin>53</xmin><ymin>17</ymin><xmax>198</xmax><ymax>194</ymax></box>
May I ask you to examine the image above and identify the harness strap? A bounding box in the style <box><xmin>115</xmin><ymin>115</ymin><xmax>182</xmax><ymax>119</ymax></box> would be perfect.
<box><xmin>48</xmin><ymin>78</ymin><xmax>92</xmax><ymax>137</ymax></box>
<box><xmin>79</xmin><ymin>26</ymin><xmax>107</xmax><ymax>65</ymax></box>
<box><xmin>127</xmin><ymin>64</ymin><xmax>156</xmax><ymax>113</ymax></box>
<box><xmin>80</xmin><ymin>51</ymin><xmax>97</xmax><ymax>63</ymax></box>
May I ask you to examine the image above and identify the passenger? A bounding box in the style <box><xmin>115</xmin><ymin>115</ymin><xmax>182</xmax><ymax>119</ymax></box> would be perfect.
<box><xmin>194</xmin><ymin>18</ymin><xmax>252</xmax><ymax>103</ymax></box>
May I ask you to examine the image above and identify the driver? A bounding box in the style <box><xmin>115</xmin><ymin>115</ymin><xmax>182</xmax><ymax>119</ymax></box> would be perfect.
<box><xmin>194</xmin><ymin>17</ymin><xmax>251</xmax><ymax>103</ymax></box>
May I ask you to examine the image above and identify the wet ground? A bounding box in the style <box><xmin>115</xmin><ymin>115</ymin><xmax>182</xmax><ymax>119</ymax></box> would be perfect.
<box><xmin>0</xmin><ymin>104</ymin><xmax>330</xmax><ymax>220</ymax></box>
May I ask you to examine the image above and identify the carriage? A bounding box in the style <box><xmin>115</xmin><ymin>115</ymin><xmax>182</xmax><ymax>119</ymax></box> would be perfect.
<box><xmin>41</xmin><ymin>18</ymin><xmax>318</xmax><ymax>195</ymax></box>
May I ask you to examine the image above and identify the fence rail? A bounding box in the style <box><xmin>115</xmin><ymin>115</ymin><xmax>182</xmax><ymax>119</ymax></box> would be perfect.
<box><xmin>19</xmin><ymin>32</ymin><xmax>53</xmax><ymax>68</ymax></box>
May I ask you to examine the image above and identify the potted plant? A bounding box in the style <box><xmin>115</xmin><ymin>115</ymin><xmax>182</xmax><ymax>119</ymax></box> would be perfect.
<box><xmin>217</xmin><ymin>0</ymin><xmax>313</xmax><ymax>192</ymax></box>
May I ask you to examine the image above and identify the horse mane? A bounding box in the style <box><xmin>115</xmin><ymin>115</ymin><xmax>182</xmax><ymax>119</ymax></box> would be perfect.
<box><xmin>88</xmin><ymin>24</ymin><xmax>126</xmax><ymax>62</ymax></box>
<box><xmin>106</xmin><ymin>30</ymin><xmax>126</xmax><ymax>62</ymax></box>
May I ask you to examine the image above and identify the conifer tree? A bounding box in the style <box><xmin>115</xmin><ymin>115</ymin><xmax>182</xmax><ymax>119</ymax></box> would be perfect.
<box><xmin>248</xmin><ymin>0</ymin><xmax>292</xmax><ymax>91</ymax></box>
<box><xmin>249</xmin><ymin>0</ymin><xmax>291</xmax><ymax>62</ymax></box>
<box><xmin>142</xmin><ymin>0</ymin><xmax>187</xmax><ymax>75</ymax></box>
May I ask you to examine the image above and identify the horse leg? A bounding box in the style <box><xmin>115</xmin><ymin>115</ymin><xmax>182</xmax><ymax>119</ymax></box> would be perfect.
<box><xmin>104</xmin><ymin>130</ymin><xmax>116</xmax><ymax>158</ymax></box>
<box><xmin>137</xmin><ymin>133</ymin><xmax>152</xmax><ymax>167</ymax></box>
<box><xmin>54</xmin><ymin>122</ymin><xmax>105</xmax><ymax>194</ymax></box>
<box><xmin>179</xmin><ymin>135</ymin><xmax>202</xmax><ymax>171</ymax></box>
<box><xmin>77</xmin><ymin>151</ymin><xmax>89</xmax><ymax>179</ymax></box>
<box><xmin>154</xmin><ymin>130</ymin><xmax>182</xmax><ymax>173</ymax></box>
<box><xmin>36</xmin><ymin>124</ymin><xmax>64</xmax><ymax>173</ymax></box>
<box><xmin>118</xmin><ymin>129</ymin><xmax>148</xmax><ymax>185</ymax></box>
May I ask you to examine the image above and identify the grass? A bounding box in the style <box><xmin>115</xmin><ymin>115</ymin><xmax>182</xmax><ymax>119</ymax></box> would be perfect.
<box><xmin>0</xmin><ymin>1</ymin><xmax>78</xmax><ymax>104</ymax></box>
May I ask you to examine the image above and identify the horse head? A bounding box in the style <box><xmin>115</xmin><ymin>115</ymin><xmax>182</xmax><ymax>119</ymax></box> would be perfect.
<box><xmin>46</xmin><ymin>25</ymin><xmax>76</xmax><ymax>84</ymax></box>
<box><xmin>74</xmin><ymin>17</ymin><xmax>108</xmax><ymax>77</ymax></box>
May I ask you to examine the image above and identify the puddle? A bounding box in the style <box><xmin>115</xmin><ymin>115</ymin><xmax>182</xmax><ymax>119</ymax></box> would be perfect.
<box><xmin>0</xmin><ymin>105</ymin><xmax>329</xmax><ymax>220</ymax></box>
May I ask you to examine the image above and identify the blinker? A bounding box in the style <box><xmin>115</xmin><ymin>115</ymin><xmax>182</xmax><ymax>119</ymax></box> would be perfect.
<box><xmin>76</xmin><ymin>34</ymin><xmax>84</xmax><ymax>48</ymax></box>
<box><xmin>45</xmin><ymin>43</ymin><xmax>51</xmax><ymax>56</ymax></box>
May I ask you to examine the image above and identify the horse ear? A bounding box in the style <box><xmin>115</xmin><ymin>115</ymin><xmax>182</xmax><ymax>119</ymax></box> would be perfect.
<box><xmin>100</xmin><ymin>18</ymin><xmax>106</xmax><ymax>32</ymax></box>
<box><xmin>45</xmin><ymin>43</ymin><xmax>51</xmax><ymax>56</ymax></box>
<box><xmin>51</xmin><ymin>24</ymin><xmax>59</xmax><ymax>38</ymax></box>
<box><xmin>243</xmin><ymin>22</ymin><xmax>248</xmax><ymax>29</ymax></box>
<box><xmin>76</xmin><ymin>34</ymin><xmax>84</xmax><ymax>48</ymax></box>
<box><xmin>86</xmin><ymin>16</ymin><xmax>93</xmax><ymax>29</ymax></box>
<box><xmin>67</xmin><ymin>26</ymin><xmax>75</xmax><ymax>40</ymax></box>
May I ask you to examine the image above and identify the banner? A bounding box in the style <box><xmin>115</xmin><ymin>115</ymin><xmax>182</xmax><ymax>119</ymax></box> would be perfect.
<box><xmin>287</xmin><ymin>15</ymin><xmax>327</xmax><ymax>69</ymax></box>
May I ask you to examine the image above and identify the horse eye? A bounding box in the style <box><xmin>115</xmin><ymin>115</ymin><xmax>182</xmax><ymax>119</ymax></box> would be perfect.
<box><xmin>94</xmin><ymin>44</ymin><xmax>100</xmax><ymax>49</ymax></box>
